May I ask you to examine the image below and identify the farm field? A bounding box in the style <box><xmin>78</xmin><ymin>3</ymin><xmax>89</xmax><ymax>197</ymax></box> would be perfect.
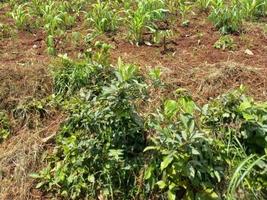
<box><xmin>0</xmin><ymin>0</ymin><xmax>267</xmax><ymax>199</ymax></box>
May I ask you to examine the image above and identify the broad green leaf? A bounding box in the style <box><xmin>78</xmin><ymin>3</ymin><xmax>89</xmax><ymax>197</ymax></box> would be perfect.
<box><xmin>144</xmin><ymin>166</ymin><xmax>154</xmax><ymax>180</ymax></box>
<box><xmin>167</xmin><ymin>189</ymin><xmax>176</xmax><ymax>200</ymax></box>
<box><xmin>156</xmin><ymin>180</ymin><xmax>166</xmax><ymax>189</ymax></box>
<box><xmin>164</xmin><ymin>100</ymin><xmax>178</xmax><ymax>118</ymax></box>
<box><xmin>160</xmin><ymin>155</ymin><xmax>173</xmax><ymax>171</ymax></box>
<box><xmin>88</xmin><ymin>175</ymin><xmax>95</xmax><ymax>183</ymax></box>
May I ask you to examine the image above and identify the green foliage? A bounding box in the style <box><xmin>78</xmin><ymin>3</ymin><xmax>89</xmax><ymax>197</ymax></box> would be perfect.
<box><xmin>144</xmin><ymin>86</ymin><xmax>267</xmax><ymax>199</ymax></box>
<box><xmin>126</xmin><ymin>0</ymin><xmax>167</xmax><ymax>44</ymax></box>
<box><xmin>0</xmin><ymin>111</ymin><xmax>10</xmax><ymax>142</ymax></box>
<box><xmin>46</xmin><ymin>35</ymin><xmax>56</xmax><ymax>56</ymax></box>
<box><xmin>52</xmin><ymin>54</ymin><xmax>114</xmax><ymax>97</ymax></box>
<box><xmin>144</xmin><ymin>95</ymin><xmax>226</xmax><ymax>199</ymax></box>
<box><xmin>197</xmin><ymin>0</ymin><xmax>212</xmax><ymax>12</ymax></box>
<box><xmin>214</xmin><ymin>35</ymin><xmax>236</xmax><ymax>50</ymax></box>
<box><xmin>178</xmin><ymin>0</ymin><xmax>192</xmax><ymax>26</ymax></box>
<box><xmin>87</xmin><ymin>1</ymin><xmax>120</xmax><ymax>33</ymax></box>
<box><xmin>201</xmin><ymin>87</ymin><xmax>267</xmax><ymax>198</ymax></box>
<box><xmin>202</xmin><ymin>86</ymin><xmax>267</xmax><ymax>155</ymax></box>
<box><xmin>10</xmin><ymin>4</ymin><xmax>30</xmax><ymax>30</ymax></box>
<box><xmin>35</xmin><ymin>56</ymin><xmax>147</xmax><ymax>199</ymax></box>
<box><xmin>209</xmin><ymin>1</ymin><xmax>243</xmax><ymax>34</ymax></box>
<box><xmin>149</xmin><ymin>67</ymin><xmax>162</xmax><ymax>86</ymax></box>
<box><xmin>227</xmin><ymin>154</ymin><xmax>267</xmax><ymax>200</ymax></box>
<box><xmin>239</xmin><ymin>0</ymin><xmax>267</xmax><ymax>19</ymax></box>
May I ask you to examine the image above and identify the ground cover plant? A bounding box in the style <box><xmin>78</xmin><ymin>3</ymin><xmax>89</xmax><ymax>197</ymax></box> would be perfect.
<box><xmin>0</xmin><ymin>0</ymin><xmax>267</xmax><ymax>200</ymax></box>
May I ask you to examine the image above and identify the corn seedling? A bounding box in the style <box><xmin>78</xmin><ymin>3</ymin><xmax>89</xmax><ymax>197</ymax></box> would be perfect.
<box><xmin>209</xmin><ymin>1</ymin><xmax>244</xmax><ymax>34</ymax></box>
<box><xmin>196</xmin><ymin>0</ymin><xmax>212</xmax><ymax>12</ymax></box>
<box><xmin>126</xmin><ymin>0</ymin><xmax>167</xmax><ymax>44</ymax></box>
<box><xmin>10</xmin><ymin>4</ymin><xmax>30</xmax><ymax>30</ymax></box>
<box><xmin>178</xmin><ymin>1</ymin><xmax>192</xmax><ymax>26</ymax></box>
<box><xmin>87</xmin><ymin>1</ymin><xmax>120</xmax><ymax>34</ymax></box>
<box><xmin>239</xmin><ymin>0</ymin><xmax>267</xmax><ymax>20</ymax></box>
<box><xmin>46</xmin><ymin>35</ymin><xmax>56</xmax><ymax>56</ymax></box>
<box><xmin>151</xmin><ymin>29</ymin><xmax>173</xmax><ymax>52</ymax></box>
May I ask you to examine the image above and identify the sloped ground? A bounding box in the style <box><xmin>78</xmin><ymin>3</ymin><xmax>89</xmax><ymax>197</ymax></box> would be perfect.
<box><xmin>0</xmin><ymin>4</ymin><xmax>267</xmax><ymax>200</ymax></box>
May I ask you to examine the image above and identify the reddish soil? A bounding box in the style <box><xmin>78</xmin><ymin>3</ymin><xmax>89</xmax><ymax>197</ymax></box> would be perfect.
<box><xmin>0</xmin><ymin>4</ymin><xmax>267</xmax><ymax>200</ymax></box>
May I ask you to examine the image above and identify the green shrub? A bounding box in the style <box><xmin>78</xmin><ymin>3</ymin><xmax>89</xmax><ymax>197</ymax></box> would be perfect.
<box><xmin>202</xmin><ymin>86</ymin><xmax>267</xmax><ymax>155</ymax></box>
<box><xmin>34</xmin><ymin>57</ymin><xmax>148</xmax><ymax>199</ymax></box>
<box><xmin>144</xmin><ymin>96</ymin><xmax>227</xmax><ymax>199</ymax></box>
<box><xmin>145</xmin><ymin>87</ymin><xmax>267</xmax><ymax>199</ymax></box>
<box><xmin>53</xmin><ymin>48</ymin><xmax>114</xmax><ymax>97</ymax></box>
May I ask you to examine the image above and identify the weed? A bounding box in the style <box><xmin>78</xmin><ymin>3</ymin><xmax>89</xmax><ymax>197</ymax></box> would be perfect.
<box><xmin>145</xmin><ymin>95</ymin><xmax>226</xmax><ymax>199</ymax></box>
<box><xmin>214</xmin><ymin>35</ymin><xmax>236</xmax><ymax>50</ymax></box>
<box><xmin>0</xmin><ymin>111</ymin><xmax>10</xmax><ymax>142</ymax></box>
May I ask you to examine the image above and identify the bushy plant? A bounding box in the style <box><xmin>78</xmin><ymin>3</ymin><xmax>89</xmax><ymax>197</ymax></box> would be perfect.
<box><xmin>34</xmin><ymin>57</ymin><xmax>148</xmax><ymax>199</ymax></box>
<box><xmin>202</xmin><ymin>86</ymin><xmax>267</xmax><ymax>155</ymax></box>
<box><xmin>201</xmin><ymin>86</ymin><xmax>267</xmax><ymax>198</ymax></box>
<box><xmin>52</xmin><ymin>54</ymin><xmax>114</xmax><ymax>97</ymax></box>
<box><xmin>145</xmin><ymin>87</ymin><xmax>267</xmax><ymax>199</ymax></box>
<box><xmin>144</xmin><ymin>96</ymin><xmax>227</xmax><ymax>199</ymax></box>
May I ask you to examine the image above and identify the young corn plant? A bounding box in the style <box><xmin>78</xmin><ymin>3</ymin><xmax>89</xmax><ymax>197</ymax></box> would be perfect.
<box><xmin>126</xmin><ymin>0</ymin><xmax>167</xmax><ymax>45</ymax></box>
<box><xmin>239</xmin><ymin>0</ymin><xmax>267</xmax><ymax>20</ymax></box>
<box><xmin>46</xmin><ymin>35</ymin><xmax>56</xmax><ymax>56</ymax></box>
<box><xmin>196</xmin><ymin>0</ymin><xmax>212</xmax><ymax>12</ymax></box>
<box><xmin>178</xmin><ymin>0</ymin><xmax>192</xmax><ymax>26</ymax></box>
<box><xmin>84</xmin><ymin>41</ymin><xmax>113</xmax><ymax>66</ymax></box>
<box><xmin>151</xmin><ymin>29</ymin><xmax>173</xmax><ymax>52</ymax></box>
<box><xmin>165</xmin><ymin>0</ymin><xmax>180</xmax><ymax>15</ymax></box>
<box><xmin>209</xmin><ymin>1</ymin><xmax>244</xmax><ymax>34</ymax></box>
<box><xmin>87</xmin><ymin>1</ymin><xmax>120</xmax><ymax>34</ymax></box>
<box><xmin>10</xmin><ymin>4</ymin><xmax>30</xmax><ymax>30</ymax></box>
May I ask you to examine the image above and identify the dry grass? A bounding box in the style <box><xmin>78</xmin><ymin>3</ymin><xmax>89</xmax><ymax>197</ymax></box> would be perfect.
<box><xmin>0</xmin><ymin>65</ymin><xmax>52</xmax><ymax>110</ymax></box>
<box><xmin>0</xmin><ymin>115</ymin><xmax>63</xmax><ymax>200</ymax></box>
<box><xmin>163</xmin><ymin>61</ymin><xmax>267</xmax><ymax>104</ymax></box>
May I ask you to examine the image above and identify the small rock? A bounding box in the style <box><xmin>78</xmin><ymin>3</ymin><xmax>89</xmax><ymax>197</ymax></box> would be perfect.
<box><xmin>245</xmin><ymin>49</ymin><xmax>254</xmax><ymax>55</ymax></box>
<box><xmin>33</xmin><ymin>44</ymin><xmax>38</xmax><ymax>49</ymax></box>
